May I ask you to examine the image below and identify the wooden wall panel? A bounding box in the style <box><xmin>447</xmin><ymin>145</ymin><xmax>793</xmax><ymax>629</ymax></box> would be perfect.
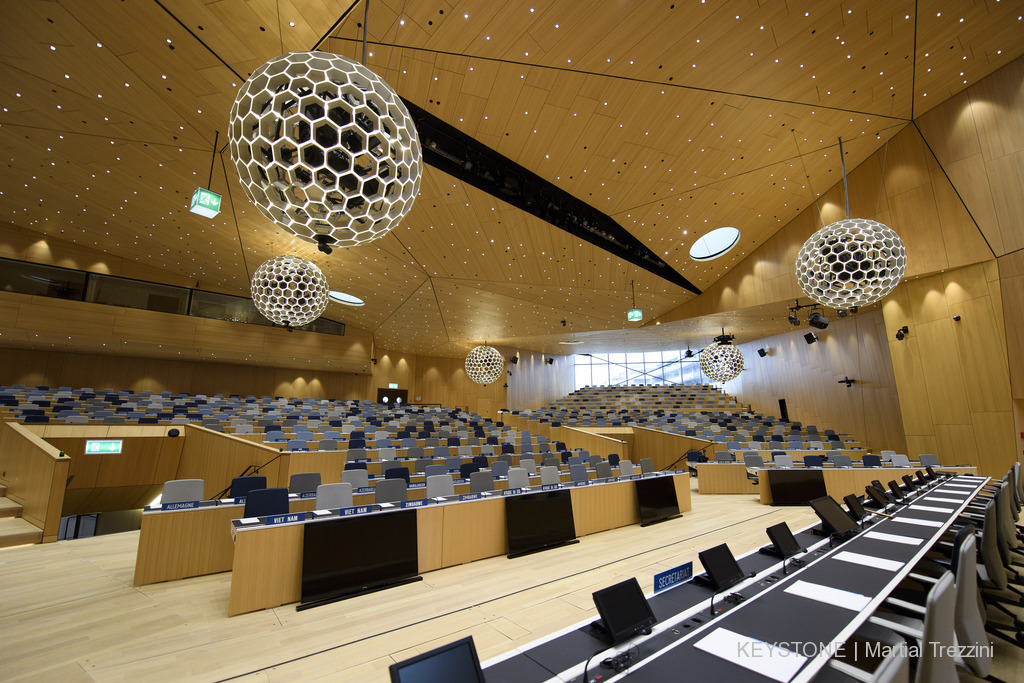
<box><xmin>723</xmin><ymin>311</ymin><xmax>906</xmax><ymax>454</ymax></box>
<box><xmin>0</xmin><ymin>422</ymin><xmax>69</xmax><ymax>541</ymax></box>
<box><xmin>175</xmin><ymin>426</ymin><xmax>285</xmax><ymax>500</ymax></box>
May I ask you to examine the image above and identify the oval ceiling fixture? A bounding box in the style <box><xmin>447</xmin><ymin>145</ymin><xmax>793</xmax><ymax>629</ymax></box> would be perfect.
<box><xmin>558</xmin><ymin>340</ymin><xmax>583</xmax><ymax>345</ymax></box>
<box><xmin>328</xmin><ymin>290</ymin><xmax>365</xmax><ymax>307</ymax></box>
<box><xmin>688</xmin><ymin>226</ymin><xmax>741</xmax><ymax>261</ymax></box>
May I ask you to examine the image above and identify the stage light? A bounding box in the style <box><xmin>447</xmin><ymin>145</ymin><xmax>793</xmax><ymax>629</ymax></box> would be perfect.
<box><xmin>895</xmin><ymin>325</ymin><xmax>909</xmax><ymax>341</ymax></box>
<box><xmin>804</xmin><ymin>332</ymin><xmax>818</xmax><ymax>345</ymax></box>
<box><xmin>808</xmin><ymin>312</ymin><xmax>829</xmax><ymax>329</ymax></box>
<box><xmin>788</xmin><ymin>313</ymin><xmax>800</xmax><ymax>326</ymax></box>
<box><xmin>757</xmin><ymin>348</ymin><xmax>767</xmax><ymax>358</ymax></box>
<box><xmin>546</xmin><ymin>357</ymin><xmax>555</xmax><ymax>365</ymax></box>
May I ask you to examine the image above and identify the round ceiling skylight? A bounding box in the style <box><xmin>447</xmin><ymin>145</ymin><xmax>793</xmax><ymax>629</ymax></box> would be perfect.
<box><xmin>328</xmin><ymin>290</ymin><xmax>365</xmax><ymax>306</ymax></box>
<box><xmin>689</xmin><ymin>227</ymin><xmax>741</xmax><ymax>261</ymax></box>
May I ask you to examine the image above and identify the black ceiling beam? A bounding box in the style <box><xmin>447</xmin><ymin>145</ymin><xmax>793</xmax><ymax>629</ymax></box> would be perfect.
<box><xmin>402</xmin><ymin>99</ymin><xmax>701</xmax><ymax>295</ymax></box>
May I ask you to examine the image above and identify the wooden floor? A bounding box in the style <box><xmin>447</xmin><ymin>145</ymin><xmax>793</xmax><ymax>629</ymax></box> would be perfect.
<box><xmin>0</xmin><ymin>484</ymin><xmax>1020</xmax><ymax>682</ymax></box>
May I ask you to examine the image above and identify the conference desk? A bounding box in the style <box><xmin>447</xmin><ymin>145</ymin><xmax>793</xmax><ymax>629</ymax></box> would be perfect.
<box><xmin>758</xmin><ymin>465</ymin><xmax>977</xmax><ymax>505</ymax></box>
<box><xmin>483</xmin><ymin>473</ymin><xmax>989</xmax><ymax>682</ymax></box>
<box><xmin>227</xmin><ymin>473</ymin><xmax>691</xmax><ymax>616</ymax></box>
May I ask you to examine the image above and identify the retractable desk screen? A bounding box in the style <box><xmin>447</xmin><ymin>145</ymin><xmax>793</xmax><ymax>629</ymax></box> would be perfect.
<box><xmin>389</xmin><ymin>635</ymin><xmax>484</xmax><ymax>683</ymax></box>
<box><xmin>843</xmin><ymin>494</ymin><xmax>867</xmax><ymax>521</ymax></box>
<box><xmin>591</xmin><ymin>577</ymin><xmax>658</xmax><ymax>645</ymax></box>
<box><xmin>865</xmin><ymin>485</ymin><xmax>890</xmax><ymax>509</ymax></box>
<box><xmin>916</xmin><ymin>470</ymin><xmax>928</xmax><ymax>487</ymax></box>
<box><xmin>635</xmin><ymin>475</ymin><xmax>680</xmax><ymax>526</ymax></box>
<box><xmin>698</xmin><ymin>543</ymin><xmax>746</xmax><ymax>591</ymax></box>
<box><xmin>505</xmin><ymin>489</ymin><xmax>576</xmax><ymax>558</ymax></box>
<box><xmin>765</xmin><ymin>521</ymin><xmax>802</xmax><ymax>559</ymax></box>
<box><xmin>887</xmin><ymin>480</ymin><xmax>906</xmax><ymax>501</ymax></box>
<box><xmin>809</xmin><ymin>496</ymin><xmax>859</xmax><ymax>536</ymax></box>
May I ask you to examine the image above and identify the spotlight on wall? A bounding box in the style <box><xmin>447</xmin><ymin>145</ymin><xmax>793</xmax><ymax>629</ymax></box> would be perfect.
<box><xmin>757</xmin><ymin>348</ymin><xmax>767</xmax><ymax>358</ymax></box>
<box><xmin>371</xmin><ymin>357</ymin><xmax>378</xmax><ymax>365</ymax></box>
<box><xmin>787</xmin><ymin>313</ymin><xmax>800</xmax><ymax>326</ymax></box>
<box><xmin>953</xmin><ymin>315</ymin><xmax>961</xmax><ymax>322</ymax></box>
<box><xmin>804</xmin><ymin>332</ymin><xmax>818</xmax><ymax>345</ymax></box>
<box><xmin>684</xmin><ymin>348</ymin><xmax>694</xmax><ymax>358</ymax></box>
<box><xmin>895</xmin><ymin>325</ymin><xmax>909</xmax><ymax>341</ymax></box>
<box><xmin>836</xmin><ymin>309</ymin><xmax>848</xmax><ymax>318</ymax></box>
<box><xmin>808</xmin><ymin>312</ymin><xmax>829</xmax><ymax>330</ymax></box>
<box><xmin>546</xmin><ymin>357</ymin><xmax>555</xmax><ymax>365</ymax></box>
<box><xmin>508</xmin><ymin>370</ymin><xmax>512</xmax><ymax>377</ymax></box>
<box><xmin>510</xmin><ymin>355</ymin><xmax>519</xmax><ymax>364</ymax></box>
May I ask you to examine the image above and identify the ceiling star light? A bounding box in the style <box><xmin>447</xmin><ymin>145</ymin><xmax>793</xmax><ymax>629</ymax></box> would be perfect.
<box><xmin>250</xmin><ymin>255</ymin><xmax>329</xmax><ymax>328</ymax></box>
<box><xmin>699</xmin><ymin>332</ymin><xmax>744</xmax><ymax>382</ymax></box>
<box><xmin>229</xmin><ymin>52</ymin><xmax>421</xmax><ymax>253</ymax></box>
<box><xmin>465</xmin><ymin>345</ymin><xmax>504</xmax><ymax>385</ymax></box>
<box><xmin>795</xmin><ymin>218</ymin><xmax>906</xmax><ymax>309</ymax></box>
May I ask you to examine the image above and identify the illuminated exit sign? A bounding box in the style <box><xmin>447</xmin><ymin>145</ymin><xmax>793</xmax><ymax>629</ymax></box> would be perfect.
<box><xmin>85</xmin><ymin>440</ymin><xmax>123</xmax><ymax>454</ymax></box>
<box><xmin>627</xmin><ymin>308</ymin><xmax>643</xmax><ymax>322</ymax></box>
<box><xmin>190</xmin><ymin>187</ymin><xmax>221</xmax><ymax>218</ymax></box>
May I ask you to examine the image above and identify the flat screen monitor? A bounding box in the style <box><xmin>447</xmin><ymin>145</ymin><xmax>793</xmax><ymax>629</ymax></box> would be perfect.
<box><xmin>591</xmin><ymin>577</ymin><xmax>658</xmax><ymax>645</ymax></box>
<box><xmin>809</xmin><ymin>496</ymin><xmax>859</xmax><ymax>536</ymax></box>
<box><xmin>389</xmin><ymin>635</ymin><xmax>484</xmax><ymax>683</ymax></box>
<box><xmin>765</xmin><ymin>522</ymin><xmax>802</xmax><ymax>559</ymax></box>
<box><xmin>844</xmin><ymin>494</ymin><xmax>867</xmax><ymax>521</ymax></box>
<box><xmin>865</xmin><ymin>485</ymin><xmax>889</xmax><ymax>508</ymax></box>
<box><xmin>871</xmin><ymin>479</ymin><xmax>885</xmax><ymax>492</ymax></box>
<box><xmin>902</xmin><ymin>474</ymin><xmax>918</xmax><ymax>491</ymax></box>
<box><xmin>887</xmin><ymin>480</ymin><xmax>906</xmax><ymax>501</ymax></box>
<box><xmin>698</xmin><ymin>543</ymin><xmax>746</xmax><ymax>591</ymax></box>
<box><xmin>767</xmin><ymin>468</ymin><xmax>828</xmax><ymax>505</ymax></box>
<box><xmin>301</xmin><ymin>509</ymin><xmax>418</xmax><ymax>607</ymax></box>
<box><xmin>635</xmin><ymin>476</ymin><xmax>680</xmax><ymax>526</ymax></box>
<box><xmin>925</xmin><ymin>466</ymin><xmax>938</xmax><ymax>481</ymax></box>
<box><xmin>505</xmin><ymin>489</ymin><xmax>577</xmax><ymax>558</ymax></box>
<box><xmin>916</xmin><ymin>470</ymin><xmax>928</xmax><ymax>487</ymax></box>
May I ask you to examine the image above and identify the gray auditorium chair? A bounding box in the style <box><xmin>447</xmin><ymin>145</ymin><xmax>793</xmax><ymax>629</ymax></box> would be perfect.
<box><xmin>889</xmin><ymin>453</ymin><xmax>911</xmax><ymax>468</ymax></box>
<box><xmin>539</xmin><ymin>466</ymin><xmax>560</xmax><ymax>486</ymax></box>
<box><xmin>742</xmin><ymin>454</ymin><xmax>764</xmax><ymax>469</ymax></box>
<box><xmin>424</xmin><ymin>464</ymin><xmax>447</xmax><ymax>478</ymax></box>
<box><xmin>491</xmin><ymin>460</ymin><xmax>509</xmax><ymax>478</ymax></box>
<box><xmin>407</xmin><ymin>446</ymin><xmax>425</xmax><ymax>460</ymax></box>
<box><xmin>595</xmin><ymin>462</ymin><xmax>613</xmax><ymax>479</ymax></box>
<box><xmin>715</xmin><ymin>451</ymin><xmax>735</xmax><ymax>463</ymax></box>
<box><xmin>639</xmin><ymin>458</ymin><xmax>654</xmax><ymax>474</ymax></box>
<box><xmin>444</xmin><ymin>455</ymin><xmax>462</xmax><ymax>471</ymax></box>
<box><xmin>519</xmin><ymin>457</ymin><xmax>537</xmax><ymax>475</ymax></box>
<box><xmin>567</xmin><ymin>455</ymin><xmax>585</xmax><ymax>467</ymax></box>
<box><xmin>831</xmin><ymin>454</ymin><xmax>853</xmax><ymax>468</ymax></box>
<box><xmin>340</xmin><ymin>468</ymin><xmax>368</xmax><ymax>489</ymax></box>
<box><xmin>618</xmin><ymin>459</ymin><xmax>635</xmax><ymax>476</ymax></box>
<box><xmin>918</xmin><ymin>453</ymin><xmax>940</xmax><ymax>468</ymax></box>
<box><xmin>588</xmin><ymin>455</ymin><xmax>602</xmax><ymax>468</ymax></box>
<box><xmin>569</xmin><ymin>463</ymin><xmax>588</xmax><ymax>483</ymax></box>
<box><xmin>412</xmin><ymin>458</ymin><xmax>431</xmax><ymax>473</ymax></box>
<box><xmin>469</xmin><ymin>470</ymin><xmax>494</xmax><ymax>493</ymax></box>
<box><xmin>378</xmin><ymin>447</ymin><xmax>397</xmax><ymax>461</ymax></box>
<box><xmin>948</xmin><ymin>530</ymin><xmax>992</xmax><ymax>678</ymax></box>
<box><xmin>773</xmin><ymin>454</ymin><xmax>793</xmax><ymax>468</ymax></box>
<box><xmin>543</xmin><ymin>456</ymin><xmax>560</xmax><ymax>468</ymax></box>
<box><xmin>381</xmin><ymin>460</ymin><xmax>405</xmax><ymax>474</ymax></box>
<box><xmin>426</xmin><ymin>474</ymin><xmax>455</xmax><ymax>498</ymax></box>
<box><xmin>507</xmin><ymin>468</ymin><xmax>529</xmax><ymax>490</ymax></box>
<box><xmin>374</xmin><ymin>478</ymin><xmax>407</xmax><ymax>503</ymax></box>
<box><xmin>880</xmin><ymin>450</ymin><xmax>896</xmax><ymax>462</ymax></box>
<box><xmin>288</xmin><ymin>472</ymin><xmax>321</xmax><ymax>494</ymax></box>
<box><xmin>314</xmin><ymin>482</ymin><xmax>352</xmax><ymax>510</ymax></box>
<box><xmin>162</xmin><ymin>478</ymin><xmax>204</xmax><ymax>503</ymax></box>
<box><xmin>318</xmin><ymin>438</ymin><xmax>339</xmax><ymax>451</ymax></box>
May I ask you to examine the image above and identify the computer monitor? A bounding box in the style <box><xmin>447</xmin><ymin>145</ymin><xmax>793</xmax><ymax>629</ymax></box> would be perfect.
<box><xmin>902</xmin><ymin>474</ymin><xmax>918</xmax><ymax>491</ymax></box>
<box><xmin>843</xmin><ymin>494</ymin><xmax>867</xmax><ymax>521</ymax></box>
<box><xmin>865</xmin><ymin>485</ymin><xmax>890</xmax><ymax>508</ymax></box>
<box><xmin>765</xmin><ymin>522</ymin><xmax>802</xmax><ymax>559</ymax></box>
<box><xmin>698</xmin><ymin>543</ymin><xmax>746</xmax><ymax>591</ymax></box>
<box><xmin>809</xmin><ymin>496</ymin><xmax>859</xmax><ymax>536</ymax></box>
<box><xmin>389</xmin><ymin>635</ymin><xmax>484</xmax><ymax>683</ymax></box>
<box><xmin>871</xmin><ymin>479</ymin><xmax>885</xmax><ymax>492</ymax></box>
<box><xmin>925</xmin><ymin>466</ymin><xmax>938</xmax><ymax>481</ymax></box>
<box><xmin>915</xmin><ymin>470</ymin><xmax>928</xmax><ymax>486</ymax></box>
<box><xmin>505</xmin><ymin>489</ymin><xmax>577</xmax><ymax>558</ymax></box>
<box><xmin>591</xmin><ymin>577</ymin><xmax>658</xmax><ymax>645</ymax></box>
<box><xmin>887</xmin><ymin>480</ymin><xmax>906</xmax><ymax>501</ymax></box>
<box><xmin>635</xmin><ymin>476</ymin><xmax>681</xmax><ymax>526</ymax></box>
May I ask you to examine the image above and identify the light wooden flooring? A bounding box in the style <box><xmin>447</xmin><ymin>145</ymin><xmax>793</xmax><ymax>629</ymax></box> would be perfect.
<box><xmin>0</xmin><ymin>485</ymin><xmax>1020</xmax><ymax>682</ymax></box>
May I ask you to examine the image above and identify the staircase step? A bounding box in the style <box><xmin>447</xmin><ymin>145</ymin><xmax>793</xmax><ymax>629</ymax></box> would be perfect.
<box><xmin>0</xmin><ymin>496</ymin><xmax>21</xmax><ymax>518</ymax></box>
<box><xmin>0</xmin><ymin>483</ymin><xmax>6</xmax><ymax>496</ymax></box>
<box><xmin>0</xmin><ymin>517</ymin><xmax>42</xmax><ymax>548</ymax></box>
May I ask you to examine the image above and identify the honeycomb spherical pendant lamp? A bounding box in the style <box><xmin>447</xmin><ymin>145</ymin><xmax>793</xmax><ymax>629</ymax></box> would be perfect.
<box><xmin>250</xmin><ymin>255</ymin><xmax>330</xmax><ymax>328</ymax></box>
<box><xmin>795</xmin><ymin>218</ymin><xmax>906</xmax><ymax>310</ymax></box>
<box><xmin>700</xmin><ymin>341</ymin><xmax>744</xmax><ymax>383</ymax></box>
<box><xmin>229</xmin><ymin>52</ymin><xmax>421</xmax><ymax>253</ymax></box>
<box><xmin>465</xmin><ymin>345</ymin><xmax>504</xmax><ymax>385</ymax></box>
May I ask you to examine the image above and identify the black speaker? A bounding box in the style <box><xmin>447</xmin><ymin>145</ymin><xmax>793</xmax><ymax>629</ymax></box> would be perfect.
<box><xmin>778</xmin><ymin>399</ymin><xmax>789</xmax><ymax>423</ymax></box>
<box><xmin>757</xmin><ymin>348</ymin><xmax>767</xmax><ymax>357</ymax></box>
<box><xmin>167</xmin><ymin>428</ymin><xmax>180</xmax><ymax>437</ymax></box>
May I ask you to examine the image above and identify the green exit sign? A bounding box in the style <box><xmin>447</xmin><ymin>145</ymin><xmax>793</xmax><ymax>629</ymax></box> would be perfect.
<box><xmin>190</xmin><ymin>187</ymin><xmax>221</xmax><ymax>218</ymax></box>
<box><xmin>85</xmin><ymin>439</ymin><xmax>123</xmax><ymax>454</ymax></box>
<box><xmin>627</xmin><ymin>308</ymin><xmax>643</xmax><ymax>321</ymax></box>
<box><xmin>388</xmin><ymin>383</ymin><xmax>399</xmax><ymax>389</ymax></box>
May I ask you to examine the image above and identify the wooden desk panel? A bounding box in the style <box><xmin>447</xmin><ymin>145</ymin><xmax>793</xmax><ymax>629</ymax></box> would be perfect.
<box><xmin>440</xmin><ymin>498</ymin><xmax>507</xmax><ymax>567</ymax></box>
<box><xmin>696</xmin><ymin>463</ymin><xmax>757</xmax><ymax>494</ymax></box>
<box><xmin>757</xmin><ymin>466</ymin><xmax>978</xmax><ymax>504</ymax></box>
<box><xmin>227</xmin><ymin>523</ymin><xmax>303</xmax><ymax>617</ymax></box>
<box><xmin>571</xmin><ymin>482</ymin><xmax>639</xmax><ymax>536</ymax></box>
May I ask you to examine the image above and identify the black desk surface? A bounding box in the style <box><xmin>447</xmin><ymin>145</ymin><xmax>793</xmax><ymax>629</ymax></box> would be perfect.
<box><xmin>483</xmin><ymin>475</ymin><xmax>988</xmax><ymax>683</ymax></box>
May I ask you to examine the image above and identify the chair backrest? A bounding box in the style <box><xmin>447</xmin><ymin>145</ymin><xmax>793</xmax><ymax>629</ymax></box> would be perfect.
<box><xmin>608</xmin><ymin>453</ymin><xmax>620</xmax><ymax>467</ymax></box>
<box><xmin>890</xmin><ymin>453</ymin><xmax>911</xmax><ymax>468</ymax></box>
<box><xmin>618</xmin><ymin>459</ymin><xmax>635</xmax><ymax>476</ymax></box>
<box><xmin>567</xmin><ymin>455</ymin><xmax>584</xmax><ymax>467</ymax></box>
<box><xmin>242</xmin><ymin>488</ymin><xmax>289</xmax><ymax>518</ymax></box>
<box><xmin>743</xmin><ymin>454</ymin><xmax>764</xmax><ymax>468</ymax></box>
<box><xmin>469</xmin><ymin>470</ymin><xmax>494</xmax><ymax>493</ymax></box>
<box><xmin>318</xmin><ymin>438</ymin><xmax>338</xmax><ymax>451</ymax></box>
<box><xmin>424</xmin><ymin>464</ymin><xmax>447</xmax><ymax>478</ymax></box>
<box><xmin>378</xmin><ymin>447</ymin><xmax>397</xmax><ymax>461</ymax></box>
<box><xmin>862</xmin><ymin>454</ymin><xmax>882</xmax><ymax>468</ymax></box>
<box><xmin>162</xmin><ymin>478</ymin><xmax>204</xmax><ymax>503</ymax></box>
<box><xmin>519</xmin><ymin>457</ymin><xmax>537</xmax><ymax>474</ymax></box>
<box><xmin>949</xmin><ymin>528</ymin><xmax>990</xmax><ymax>678</ymax></box>
<box><xmin>491</xmin><ymin>460</ymin><xmax>509</xmax><ymax>478</ymax></box>
<box><xmin>231</xmin><ymin>475</ymin><xmax>267</xmax><ymax>498</ymax></box>
<box><xmin>459</xmin><ymin>462</ymin><xmax>481</xmax><ymax>479</ymax></box>
<box><xmin>385</xmin><ymin>466</ymin><xmax>410</xmax><ymax>485</ymax></box>
<box><xmin>543</xmin><ymin>456</ymin><xmax>560</xmax><ymax>468</ymax></box>
<box><xmin>639</xmin><ymin>458</ymin><xmax>654</xmax><ymax>474</ymax></box>
<box><xmin>595</xmin><ymin>462</ymin><xmax>613</xmax><ymax>479</ymax></box>
<box><xmin>803</xmin><ymin>455</ymin><xmax>823</xmax><ymax>468</ymax></box>
<box><xmin>426</xmin><ymin>474</ymin><xmax>455</xmax><ymax>498</ymax></box>
<box><xmin>915</xmin><ymin>570</ymin><xmax>957</xmax><ymax>683</ymax></box>
<box><xmin>539</xmin><ymin>465</ymin><xmax>560</xmax><ymax>486</ymax></box>
<box><xmin>978</xmin><ymin>499</ymin><xmax>1007</xmax><ymax>590</ymax></box>
<box><xmin>588</xmin><ymin>455</ymin><xmax>602</xmax><ymax>468</ymax></box>
<box><xmin>773</xmin><ymin>454</ymin><xmax>793</xmax><ymax>468</ymax></box>
<box><xmin>880</xmin><ymin>449</ymin><xmax>895</xmax><ymax>462</ymax></box>
<box><xmin>340</xmin><ymin>468</ymin><xmax>368</xmax><ymax>489</ymax></box>
<box><xmin>445</xmin><ymin>455</ymin><xmax>462</xmax><ymax>471</ymax></box>
<box><xmin>407</xmin><ymin>446</ymin><xmax>424</xmax><ymax>460</ymax></box>
<box><xmin>507</xmin><ymin>467</ymin><xmax>529</xmax><ymax>489</ymax></box>
<box><xmin>472</xmin><ymin>455</ymin><xmax>488</xmax><ymax>468</ymax></box>
<box><xmin>314</xmin><ymin>482</ymin><xmax>352</xmax><ymax>510</ymax></box>
<box><xmin>409</xmin><ymin>458</ymin><xmax>429</xmax><ymax>473</ymax></box>
<box><xmin>918</xmin><ymin>453</ymin><xmax>940</xmax><ymax>468</ymax></box>
<box><xmin>288</xmin><ymin>472</ymin><xmax>321</xmax><ymax>494</ymax></box>
<box><xmin>375</xmin><ymin>478</ymin><xmax>407</xmax><ymax>503</ymax></box>
<box><xmin>458</xmin><ymin>445</ymin><xmax>473</xmax><ymax>457</ymax></box>
<box><xmin>831</xmin><ymin>454</ymin><xmax>852</xmax><ymax>468</ymax></box>
<box><xmin>569</xmin><ymin>463</ymin><xmax>588</xmax><ymax>483</ymax></box>
<box><xmin>715</xmin><ymin>452</ymin><xmax>735</xmax><ymax>463</ymax></box>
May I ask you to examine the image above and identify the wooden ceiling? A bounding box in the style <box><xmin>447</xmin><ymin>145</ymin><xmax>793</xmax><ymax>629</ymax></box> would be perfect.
<box><xmin>0</xmin><ymin>0</ymin><xmax>1021</xmax><ymax>359</ymax></box>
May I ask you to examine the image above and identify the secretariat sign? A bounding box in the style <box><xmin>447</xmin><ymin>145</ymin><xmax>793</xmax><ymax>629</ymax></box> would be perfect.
<box><xmin>190</xmin><ymin>187</ymin><xmax>221</xmax><ymax>218</ymax></box>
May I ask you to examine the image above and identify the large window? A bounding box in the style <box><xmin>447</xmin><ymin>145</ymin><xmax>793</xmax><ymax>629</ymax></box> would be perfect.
<box><xmin>573</xmin><ymin>351</ymin><xmax>706</xmax><ymax>390</ymax></box>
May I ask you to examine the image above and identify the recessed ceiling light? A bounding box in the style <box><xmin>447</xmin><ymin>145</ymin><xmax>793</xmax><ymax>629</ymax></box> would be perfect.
<box><xmin>558</xmin><ymin>340</ymin><xmax>583</xmax><ymax>345</ymax></box>
<box><xmin>329</xmin><ymin>291</ymin><xmax>365</xmax><ymax>306</ymax></box>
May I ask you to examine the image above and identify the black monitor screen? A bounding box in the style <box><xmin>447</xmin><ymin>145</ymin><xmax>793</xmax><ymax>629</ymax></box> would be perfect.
<box><xmin>902</xmin><ymin>474</ymin><xmax>918</xmax><ymax>491</ymax></box>
<box><xmin>809</xmin><ymin>496</ymin><xmax>859</xmax><ymax>536</ymax></box>
<box><xmin>698</xmin><ymin>543</ymin><xmax>745</xmax><ymax>591</ymax></box>
<box><xmin>865</xmin><ymin>485</ymin><xmax>889</xmax><ymax>508</ymax></box>
<box><xmin>389</xmin><ymin>636</ymin><xmax>484</xmax><ymax>683</ymax></box>
<box><xmin>505</xmin><ymin>490</ymin><xmax>576</xmax><ymax>558</ymax></box>
<box><xmin>925</xmin><ymin>466</ymin><xmax>938</xmax><ymax>481</ymax></box>
<box><xmin>592</xmin><ymin>577</ymin><xmax>657</xmax><ymax>645</ymax></box>
<box><xmin>635</xmin><ymin>476</ymin><xmax>680</xmax><ymax>526</ymax></box>
<box><xmin>871</xmin><ymin>479</ymin><xmax>885</xmax><ymax>492</ymax></box>
<box><xmin>844</xmin><ymin>494</ymin><xmax>867</xmax><ymax>521</ymax></box>
<box><xmin>765</xmin><ymin>522</ymin><xmax>801</xmax><ymax>559</ymax></box>
<box><xmin>916</xmin><ymin>470</ymin><xmax>928</xmax><ymax>486</ymax></box>
<box><xmin>301</xmin><ymin>509</ymin><xmax>418</xmax><ymax>606</ymax></box>
<box><xmin>767</xmin><ymin>469</ymin><xmax>827</xmax><ymax>505</ymax></box>
<box><xmin>887</xmin><ymin>480</ymin><xmax>905</xmax><ymax>500</ymax></box>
